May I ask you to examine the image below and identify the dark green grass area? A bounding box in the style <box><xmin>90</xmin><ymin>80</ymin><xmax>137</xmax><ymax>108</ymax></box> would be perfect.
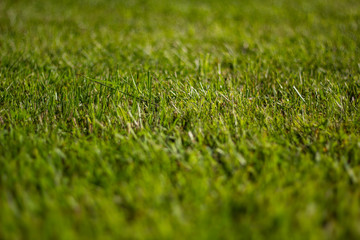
<box><xmin>1</xmin><ymin>0</ymin><xmax>360</xmax><ymax>239</ymax></box>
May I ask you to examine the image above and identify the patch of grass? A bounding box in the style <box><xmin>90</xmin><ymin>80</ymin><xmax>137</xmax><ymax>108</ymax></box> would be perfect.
<box><xmin>1</xmin><ymin>0</ymin><xmax>360</xmax><ymax>239</ymax></box>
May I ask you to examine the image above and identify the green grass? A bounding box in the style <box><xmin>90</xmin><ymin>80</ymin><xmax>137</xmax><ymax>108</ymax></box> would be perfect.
<box><xmin>1</xmin><ymin>0</ymin><xmax>360</xmax><ymax>239</ymax></box>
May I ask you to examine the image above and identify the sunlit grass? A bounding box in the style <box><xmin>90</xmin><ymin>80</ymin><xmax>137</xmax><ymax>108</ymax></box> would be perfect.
<box><xmin>1</xmin><ymin>0</ymin><xmax>360</xmax><ymax>239</ymax></box>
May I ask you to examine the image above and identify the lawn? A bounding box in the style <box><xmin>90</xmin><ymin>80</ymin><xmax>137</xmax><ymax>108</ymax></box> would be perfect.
<box><xmin>0</xmin><ymin>0</ymin><xmax>360</xmax><ymax>239</ymax></box>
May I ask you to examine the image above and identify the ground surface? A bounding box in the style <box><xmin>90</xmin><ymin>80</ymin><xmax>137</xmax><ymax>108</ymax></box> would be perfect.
<box><xmin>1</xmin><ymin>0</ymin><xmax>360</xmax><ymax>239</ymax></box>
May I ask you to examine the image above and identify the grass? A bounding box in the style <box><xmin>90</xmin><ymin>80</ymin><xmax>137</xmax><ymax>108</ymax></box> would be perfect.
<box><xmin>0</xmin><ymin>0</ymin><xmax>360</xmax><ymax>239</ymax></box>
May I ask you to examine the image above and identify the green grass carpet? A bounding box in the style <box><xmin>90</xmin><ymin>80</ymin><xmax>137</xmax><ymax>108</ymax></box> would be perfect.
<box><xmin>1</xmin><ymin>0</ymin><xmax>360</xmax><ymax>239</ymax></box>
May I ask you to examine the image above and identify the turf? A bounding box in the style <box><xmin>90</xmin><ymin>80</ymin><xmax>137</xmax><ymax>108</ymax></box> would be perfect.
<box><xmin>1</xmin><ymin>0</ymin><xmax>360</xmax><ymax>239</ymax></box>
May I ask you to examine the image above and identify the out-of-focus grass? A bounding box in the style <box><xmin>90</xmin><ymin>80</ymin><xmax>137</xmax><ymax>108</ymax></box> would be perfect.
<box><xmin>1</xmin><ymin>0</ymin><xmax>360</xmax><ymax>239</ymax></box>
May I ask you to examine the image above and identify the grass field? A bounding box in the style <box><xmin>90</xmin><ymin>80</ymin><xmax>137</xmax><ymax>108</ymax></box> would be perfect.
<box><xmin>1</xmin><ymin>0</ymin><xmax>360</xmax><ymax>239</ymax></box>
